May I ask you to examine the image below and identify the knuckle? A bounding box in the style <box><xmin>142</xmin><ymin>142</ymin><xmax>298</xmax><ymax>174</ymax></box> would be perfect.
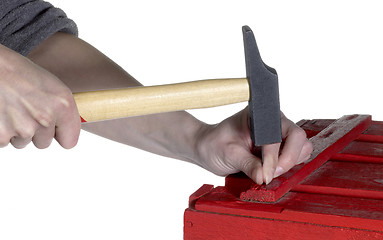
<box><xmin>17</xmin><ymin>131</ymin><xmax>33</xmax><ymax>139</ymax></box>
<box><xmin>54</xmin><ymin>90</ymin><xmax>74</xmax><ymax>111</ymax></box>
<box><xmin>293</xmin><ymin>128</ymin><xmax>308</xmax><ymax>140</ymax></box>
<box><xmin>36</xmin><ymin>109</ymin><xmax>54</xmax><ymax>127</ymax></box>
<box><xmin>282</xmin><ymin>152</ymin><xmax>296</xmax><ymax>166</ymax></box>
<box><xmin>278</xmin><ymin>151</ymin><xmax>298</xmax><ymax>170</ymax></box>
<box><xmin>15</xmin><ymin>123</ymin><xmax>36</xmax><ymax>139</ymax></box>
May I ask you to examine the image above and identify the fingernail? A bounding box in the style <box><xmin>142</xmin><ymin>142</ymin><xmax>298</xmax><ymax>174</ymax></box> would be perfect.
<box><xmin>256</xmin><ymin>178</ymin><xmax>263</xmax><ymax>186</ymax></box>
<box><xmin>265</xmin><ymin>172</ymin><xmax>273</xmax><ymax>185</ymax></box>
<box><xmin>274</xmin><ymin>166</ymin><xmax>285</xmax><ymax>178</ymax></box>
<box><xmin>263</xmin><ymin>166</ymin><xmax>274</xmax><ymax>185</ymax></box>
<box><xmin>255</xmin><ymin>168</ymin><xmax>263</xmax><ymax>185</ymax></box>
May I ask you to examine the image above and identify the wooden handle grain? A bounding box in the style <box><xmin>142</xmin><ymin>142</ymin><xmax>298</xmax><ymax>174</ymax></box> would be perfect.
<box><xmin>73</xmin><ymin>78</ymin><xmax>249</xmax><ymax>122</ymax></box>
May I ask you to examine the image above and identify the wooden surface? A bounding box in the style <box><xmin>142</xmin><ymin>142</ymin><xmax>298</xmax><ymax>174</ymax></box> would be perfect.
<box><xmin>185</xmin><ymin>208</ymin><xmax>383</xmax><ymax>240</ymax></box>
<box><xmin>74</xmin><ymin>78</ymin><xmax>249</xmax><ymax>122</ymax></box>
<box><xmin>227</xmin><ymin>114</ymin><xmax>372</xmax><ymax>202</ymax></box>
<box><xmin>184</xmin><ymin>116</ymin><xmax>383</xmax><ymax>240</ymax></box>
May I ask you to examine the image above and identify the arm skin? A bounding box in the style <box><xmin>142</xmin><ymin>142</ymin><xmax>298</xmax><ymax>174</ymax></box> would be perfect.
<box><xmin>28</xmin><ymin>32</ymin><xmax>313</xmax><ymax>184</ymax></box>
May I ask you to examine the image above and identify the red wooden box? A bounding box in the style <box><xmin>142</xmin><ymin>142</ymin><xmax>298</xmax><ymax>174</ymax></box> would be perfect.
<box><xmin>184</xmin><ymin>116</ymin><xmax>383</xmax><ymax>240</ymax></box>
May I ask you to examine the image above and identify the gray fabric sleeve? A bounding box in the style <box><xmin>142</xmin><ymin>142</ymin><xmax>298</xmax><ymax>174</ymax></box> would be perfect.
<box><xmin>0</xmin><ymin>0</ymin><xmax>78</xmax><ymax>56</ymax></box>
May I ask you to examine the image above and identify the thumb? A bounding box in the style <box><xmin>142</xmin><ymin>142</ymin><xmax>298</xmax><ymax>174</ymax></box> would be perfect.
<box><xmin>262</xmin><ymin>143</ymin><xmax>281</xmax><ymax>185</ymax></box>
<box><xmin>235</xmin><ymin>150</ymin><xmax>264</xmax><ymax>185</ymax></box>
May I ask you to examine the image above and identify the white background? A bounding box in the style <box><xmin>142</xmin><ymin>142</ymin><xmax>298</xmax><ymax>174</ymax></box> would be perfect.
<box><xmin>1</xmin><ymin>0</ymin><xmax>382</xmax><ymax>239</ymax></box>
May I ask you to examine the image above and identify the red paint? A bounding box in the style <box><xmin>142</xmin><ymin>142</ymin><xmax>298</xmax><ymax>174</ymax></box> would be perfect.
<box><xmin>188</xmin><ymin>184</ymin><xmax>214</xmax><ymax>208</ymax></box>
<box><xmin>234</xmin><ymin>115</ymin><xmax>372</xmax><ymax>202</ymax></box>
<box><xmin>184</xmin><ymin>209</ymin><xmax>383</xmax><ymax>240</ymax></box>
<box><xmin>185</xmin><ymin>115</ymin><xmax>383</xmax><ymax>239</ymax></box>
<box><xmin>80</xmin><ymin>116</ymin><xmax>87</xmax><ymax>123</ymax></box>
<box><xmin>293</xmin><ymin>161</ymin><xmax>383</xmax><ymax>200</ymax></box>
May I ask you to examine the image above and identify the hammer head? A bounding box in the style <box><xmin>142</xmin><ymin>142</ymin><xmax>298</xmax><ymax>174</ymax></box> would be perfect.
<box><xmin>243</xmin><ymin>26</ymin><xmax>282</xmax><ymax>146</ymax></box>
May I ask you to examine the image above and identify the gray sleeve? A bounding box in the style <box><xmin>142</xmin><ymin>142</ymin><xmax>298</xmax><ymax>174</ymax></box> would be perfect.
<box><xmin>0</xmin><ymin>0</ymin><xmax>78</xmax><ymax>56</ymax></box>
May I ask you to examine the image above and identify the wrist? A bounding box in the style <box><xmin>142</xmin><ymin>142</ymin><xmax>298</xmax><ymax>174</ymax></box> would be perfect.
<box><xmin>169</xmin><ymin>114</ymin><xmax>208</xmax><ymax>166</ymax></box>
<box><xmin>183</xmin><ymin>121</ymin><xmax>211</xmax><ymax>167</ymax></box>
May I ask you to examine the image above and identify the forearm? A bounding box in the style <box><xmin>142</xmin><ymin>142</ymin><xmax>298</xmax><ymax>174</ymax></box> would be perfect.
<box><xmin>27</xmin><ymin>32</ymin><xmax>313</xmax><ymax>184</ymax></box>
<box><xmin>28</xmin><ymin>32</ymin><xmax>141</xmax><ymax>92</ymax></box>
<box><xmin>83</xmin><ymin>112</ymin><xmax>204</xmax><ymax>164</ymax></box>
<box><xmin>28</xmin><ymin>32</ymin><xmax>205</xmax><ymax>164</ymax></box>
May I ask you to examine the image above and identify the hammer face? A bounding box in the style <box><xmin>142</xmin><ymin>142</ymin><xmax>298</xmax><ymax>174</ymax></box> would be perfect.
<box><xmin>243</xmin><ymin>26</ymin><xmax>282</xmax><ymax>146</ymax></box>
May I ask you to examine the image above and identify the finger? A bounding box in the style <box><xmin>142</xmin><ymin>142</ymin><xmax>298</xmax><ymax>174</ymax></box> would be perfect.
<box><xmin>9</xmin><ymin>108</ymin><xmax>38</xmax><ymax>149</ymax></box>
<box><xmin>10</xmin><ymin>123</ymin><xmax>37</xmax><ymax>149</ymax></box>
<box><xmin>262</xmin><ymin>143</ymin><xmax>281</xmax><ymax>184</ymax></box>
<box><xmin>32</xmin><ymin>124</ymin><xmax>55</xmax><ymax>149</ymax></box>
<box><xmin>21</xmin><ymin>94</ymin><xmax>55</xmax><ymax>148</ymax></box>
<box><xmin>10</xmin><ymin>136</ymin><xmax>33</xmax><ymax>149</ymax></box>
<box><xmin>296</xmin><ymin>140</ymin><xmax>314</xmax><ymax>164</ymax></box>
<box><xmin>234</xmin><ymin>149</ymin><xmax>264</xmax><ymax>185</ymax></box>
<box><xmin>274</xmin><ymin>127</ymin><xmax>308</xmax><ymax>178</ymax></box>
<box><xmin>54</xmin><ymin>95</ymin><xmax>81</xmax><ymax>149</ymax></box>
<box><xmin>20</xmin><ymin>96</ymin><xmax>53</xmax><ymax>128</ymax></box>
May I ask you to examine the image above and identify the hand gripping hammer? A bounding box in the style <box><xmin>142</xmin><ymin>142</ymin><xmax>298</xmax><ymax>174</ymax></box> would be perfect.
<box><xmin>74</xmin><ymin>26</ymin><xmax>282</xmax><ymax>147</ymax></box>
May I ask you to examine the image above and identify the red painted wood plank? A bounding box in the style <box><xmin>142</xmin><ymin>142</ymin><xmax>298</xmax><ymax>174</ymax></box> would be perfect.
<box><xmin>188</xmin><ymin>184</ymin><xmax>214</xmax><ymax>208</ymax></box>
<box><xmin>186</xmin><ymin>115</ymin><xmax>383</xmax><ymax>239</ymax></box>
<box><xmin>296</xmin><ymin>119</ymin><xmax>335</xmax><ymax>138</ymax></box>
<box><xmin>298</xmin><ymin>161</ymin><xmax>383</xmax><ymax>191</ymax></box>
<box><xmin>293</xmin><ymin>184</ymin><xmax>383</xmax><ymax>200</ymax></box>
<box><xmin>331</xmin><ymin>140</ymin><xmax>383</xmax><ymax>163</ymax></box>
<box><xmin>224</xmin><ymin>172</ymin><xmax>255</xmax><ymax>197</ymax></box>
<box><xmin>358</xmin><ymin>134</ymin><xmax>383</xmax><ymax>143</ymax></box>
<box><xmin>195</xmin><ymin>186</ymin><xmax>284</xmax><ymax>214</ymax></box>
<box><xmin>362</xmin><ymin>121</ymin><xmax>383</xmax><ymax>136</ymax></box>
<box><xmin>332</xmin><ymin>153</ymin><xmax>383</xmax><ymax>163</ymax></box>
<box><xmin>338</xmin><ymin>141</ymin><xmax>383</xmax><ymax>158</ymax></box>
<box><xmin>292</xmin><ymin>160</ymin><xmax>383</xmax><ymax>200</ymax></box>
<box><xmin>193</xmin><ymin>186</ymin><xmax>383</xmax><ymax>232</ymax></box>
<box><xmin>184</xmin><ymin>209</ymin><xmax>383</xmax><ymax>240</ymax></box>
<box><xmin>277</xmin><ymin>192</ymin><xmax>383</xmax><ymax>223</ymax></box>
<box><xmin>236</xmin><ymin>115</ymin><xmax>372</xmax><ymax>202</ymax></box>
<box><xmin>298</xmin><ymin>119</ymin><xmax>383</xmax><ymax>143</ymax></box>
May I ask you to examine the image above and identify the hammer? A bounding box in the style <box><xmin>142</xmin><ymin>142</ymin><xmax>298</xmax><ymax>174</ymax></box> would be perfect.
<box><xmin>74</xmin><ymin>26</ymin><xmax>282</xmax><ymax>147</ymax></box>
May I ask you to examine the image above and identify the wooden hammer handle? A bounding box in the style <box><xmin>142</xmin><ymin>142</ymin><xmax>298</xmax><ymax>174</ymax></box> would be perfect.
<box><xmin>73</xmin><ymin>78</ymin><xmax>249</xmax><ymax>122</ymax></box>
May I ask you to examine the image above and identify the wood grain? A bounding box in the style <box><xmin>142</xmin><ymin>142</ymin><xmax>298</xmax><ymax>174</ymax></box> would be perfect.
<box><xmin>184</xmin><ymin>209</ymin><xmax>383</xmax><ymax>240</ymax></box>
<box><xmin>185</xmin><ymin>185</ymin><xmax>383</xmax><ymax>239</ymax></box>
<box><xmin>293</xmin><ymin>160</ymin><xmax>383</xmax><ymax>200</ymax></box>
<box><xmin>74</xmin><ymin>78</ymin><xmax>249</xmax><ymax>122</ymax></box>
<box><xmin>185</xmin><ymin>115</ymin><xmax>383</xmax><ymax>239</ymax></box>
<box><xmin>235</xmin><ymin>114</ymin><xmax>372</xmax><ymax>202</ymax></box>
<box><xmin>192</xmin><ymin>187</ymin><xmax>383</xmax><ymax>230</ymax></box>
